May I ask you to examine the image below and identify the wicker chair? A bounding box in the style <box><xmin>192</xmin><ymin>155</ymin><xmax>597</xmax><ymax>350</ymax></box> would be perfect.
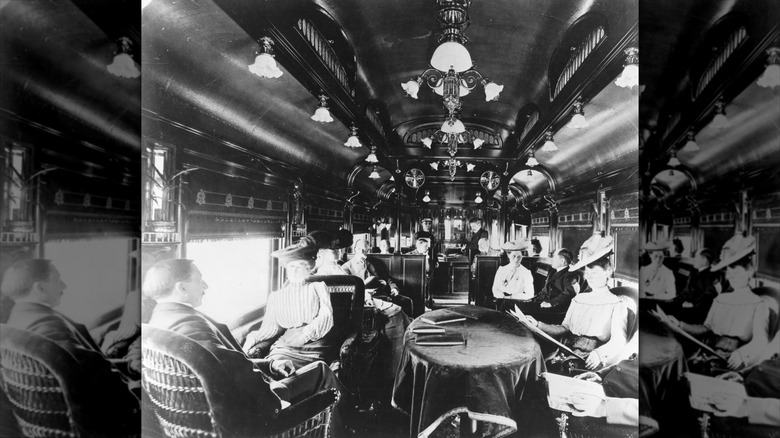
<box><xmin>0</xmin><ymin>324</ymin><xmax>139</xmax><ymax>438</ymax></box>
<box><xmin>142</xmin><ymin>324</ymin><xmax>340</xmax><ymax>438</ymax></box>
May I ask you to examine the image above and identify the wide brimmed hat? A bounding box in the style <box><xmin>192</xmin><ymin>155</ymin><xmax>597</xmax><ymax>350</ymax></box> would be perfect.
<box><xmin>421</xmin><ymin>216</ymin><xmax>433</xmax><ymax>223</ymax></box>
<box><xmin>330</xmin><ymin>229</ymin><xmax>353</xmax><ymax>250</ymax></box>
<box><xmin>305</xmin><ymin>230</ymin><xmax>333</xmax><ymax>250</ymax></box>
<box><xmin>711</xmin><ymin>234</ymin><xmax>755</xmax><ymax>271</ymax></box>
<box><xmin>501</xmin><ymin>239</ymin><xmax>531</xmax><ymax>252</ymax></box>
<box><xmin>272</xmin><ymin>238</ymin><xmax>318</xmax><ymax>264</ymax></box>
<box><xmin>570</xmin><ymin>234</ymin><xmax>614</xmax><ymax>270</ymax></box>
<box><xmin>643</xmin><ymin>240</ymin><xmax>670</xmax><ymax>251</ymax></box>
<box><xmin>414</xmin><ymin>231</ymin><xmax>433</xmax><ymax>242</ymax></box>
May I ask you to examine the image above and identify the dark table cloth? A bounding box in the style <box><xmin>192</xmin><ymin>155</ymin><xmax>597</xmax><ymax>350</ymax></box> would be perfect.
<box><xmin>391</xmin><ymin>305</ymin><xmax>544</xmax><ymax>438</ymax></box>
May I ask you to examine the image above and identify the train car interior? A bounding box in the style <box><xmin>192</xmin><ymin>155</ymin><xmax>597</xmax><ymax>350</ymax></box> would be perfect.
<box><xmin>638</xmin><ymin>1</ymin><xmax>779</xmax><ymax>436</ymax></box>
<box><xmin>0</xmin><ymin>1</ymin><xmax>141</xmax><ymax>436</ymax></box>
<box><xmin>2</xmin><ymin>0</ymin><xmax>778</xmax><ymax>437</ymax></box>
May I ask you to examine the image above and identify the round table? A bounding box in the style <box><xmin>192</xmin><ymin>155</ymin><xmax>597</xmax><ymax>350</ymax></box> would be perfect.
<box><xmin>391</xmin><ymin>305</ymin><xmax>544</xmax><ymax>438</ymax></box>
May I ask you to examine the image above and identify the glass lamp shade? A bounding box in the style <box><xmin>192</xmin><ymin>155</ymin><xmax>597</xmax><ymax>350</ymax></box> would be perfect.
<box><xmin>430</xmin><ymin>162</ymin><xmax>439</xmax><ymax>170</ymax></box>
<box><xmin>667</xmin><ymin>156</ymin><xmax>681</xmax><ymax>167</ymax></box>
<box><xmin>402</xmin><ymin>80</ymin><xmax>420</xmax><ymax>99</ymax></box>
<box><xmin>423</xmin><ymin>192</ymin><xmax>431</xmax><ymax>203</ymax></box>
<box><xmin>526</xmin><ymin>156</ymin><xmax>539</xmax><ymax>167</ymax></box>
<box><xmin>430</xmin><ymin>41</ymin><xmax>473</xmax><ymax>73</ymax></box>
<box><xmin>248</xmin><ymin>53</ymin><xmax>283</xmax><ymax>78</ymax></box>
<box><xmin>369</xmin><ymin>167</ymin><xmax>380</xmax><ymax>179</ymax></box>
<box><xmin>540</xmin><ymin>139</ymin><xmax>558</xmax><ymax>152</ymax></box>
<box><xmin>615</xmin><ymin>64</ymin><xmax>639</xmax><ymax>88</ymax></box>
<box><xmin>475</xmin><ymin>193</ymin><xmax>483</xmax><ymax>204</ymax></box>
<box><xmin>757</xmin><ymin>63</ymin><xmax>780</xmax><ymax>89</ymax></box>
<box><xmin>422</xmin><ymin>137</ymin><xmax>433</xmax><ymax>148</ymax></box>
<box><xmin>311</xmin><ymin>107</ymin><xmax>333</xmax><ymax>123</ymax></box>
<box><xmin>107</xmin><ymin>53</ymin><xmax>140</xmax><ymax>78</ymax></box>
<box><xmin>484</xmin><ymin>82</ymin><xmax>504</xmax><ymax>101</ymax></box>
<box><xmin>345</xmin><ymin>135</ymin><xmax>362</xmax><ymax>148</ymax></box>
<box><xmin>711</xmin><ymin>113</ymin><xmax>729</xmax><ymax>130</ymax></box>
<box><xmin>466</xmin><ymin>163</ymin><xmax>475</xmax><ymax>172</ymax></box>
<box><xmin>365</xmin><ymin>152</ymin><xmax>378</xmax><ymax>163</ymax></box>
<box><xmin>473</xmin><ymin>138</ymin><xmax>484</xmax><ymax>149</ymax></box>
<box><xmin>441</xmin><ymin>118</ymin><xmax>466</xmax><ymax>134</ymax></box>
<box><xmin>568</xmin><ymin>113</ymin><xmax>589</xmax><ymax>129</ymax></box>
<box><xmin>679</xmin><ymin>138</ymin><xmax>700</xmax><ymax>153</ymax></box>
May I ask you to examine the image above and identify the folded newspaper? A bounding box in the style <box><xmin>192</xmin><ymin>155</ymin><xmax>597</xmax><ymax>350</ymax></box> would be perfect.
<box><xmin>686</xmin><ymin>372</ymin><xmax>747</xmax><ymax>415</ymax></box>
<box><xmin>543</xmin><ymin>372</ymin><xmax>606</xmax><ymax>415</ymax></box>
<box><xmin>415</xmin><ymin>333</ymin><xmax>466</xmax><ymax>346</ymax></box>
<box><xmin>650</xmin><ymin>305</ymin><xmax>727</xmax><ymax>360</ymax></box>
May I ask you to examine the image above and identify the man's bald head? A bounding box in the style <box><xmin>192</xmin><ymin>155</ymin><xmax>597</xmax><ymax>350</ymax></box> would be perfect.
<box><xmin>143</xmin><ymin>259</ymin><xmax>196</xmax><ymax>301</ymax></box>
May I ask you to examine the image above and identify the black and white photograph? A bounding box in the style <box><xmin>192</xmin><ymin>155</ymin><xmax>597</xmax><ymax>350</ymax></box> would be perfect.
<box><xmin>0</xmin><ymin>0</ymin><xmax>777</xmax><ymax>437</ymax></box>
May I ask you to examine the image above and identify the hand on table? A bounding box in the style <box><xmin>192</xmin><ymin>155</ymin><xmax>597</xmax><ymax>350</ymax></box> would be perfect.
<box><xmin>271</xmin><ymin>359</ymin><xmax>295</xmax><ymax>378</ymax></box>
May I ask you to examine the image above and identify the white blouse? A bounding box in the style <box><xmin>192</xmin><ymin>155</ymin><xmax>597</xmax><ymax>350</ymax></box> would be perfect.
<box><xmin>562</xmin><ymin>286</ymin><xmax>631</xmax><ymax>364</ymax></box>
<box><xmin>251</xmin><ymin>281</ymin><xmax>334</xmax><ymax>343</ymax></box>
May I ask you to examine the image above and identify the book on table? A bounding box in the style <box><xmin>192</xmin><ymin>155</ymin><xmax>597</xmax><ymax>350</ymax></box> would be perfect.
<box><xmin>415</xmin><ymin>333</ymin><xmax>466</xmax><ymax>346</ymax></box>
<box><xmin>412</xmin><ymin>326</ymin><xmax>446</xmax><ymax>334</ymax></box>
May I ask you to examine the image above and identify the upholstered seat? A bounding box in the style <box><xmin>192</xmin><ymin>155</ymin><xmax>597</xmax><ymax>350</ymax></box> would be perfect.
<box><xmin>142</xmin><ymin>324</ymin><xmax>339</xmax><ymax>438</ymax></box>
<box><xmin>0</xmin><ymin>324</ymin><xmax>139</xmax><ymax>438</ymax></box>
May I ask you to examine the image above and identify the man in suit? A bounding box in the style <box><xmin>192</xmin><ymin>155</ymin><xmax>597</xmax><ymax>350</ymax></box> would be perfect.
<box><xmin>0</xmin><ymin>259</ymin><xmax>139</xmax><ymax>436</ymax></box>
<box><xmin>666</xmin><ymin>248</ymin><xmax>723</xmax><ymax>323</ymax></box>
<box><xmin>529</xmin><ymin>248</ymin><xmax>582</xmax><ymax>317</ymax></box>
<box><xmin>462</xmin><ymin>217</ymin><xmax>489</xmax><ymax>264</ymax></box>
<box><xmin>405</xmin><ymin>231</ymin><xmax>438</xmax><ymax>309</ymax></box>
<box><xmin>143</xmin><ymin>259</ymin><xmax>344</xmax><ymax>426</ymax></box>
<box><xmin>343</xmin><ymin>238</ymin><xmax>413</xmax><ymax>316</ymax></box>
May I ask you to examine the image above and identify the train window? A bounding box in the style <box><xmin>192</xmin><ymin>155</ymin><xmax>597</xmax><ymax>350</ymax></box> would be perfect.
<box><xmin>46</xmin><ymin>238</ymin><xmax>133</xmax><ymax>324</ymax></box>
<box><xmin>534</xmin><ymin>236</ymin><xmax>550</xmax><ymax>256</ymax></box>
<box><xmin>186</xmin><ymin>238</ymin><xmax>276</xmax><ymax>322</ymax></box>
<box><xmin>3</xmin><ymin>145</ymin><xmax>31</xmax><ymax>222</ymax></box>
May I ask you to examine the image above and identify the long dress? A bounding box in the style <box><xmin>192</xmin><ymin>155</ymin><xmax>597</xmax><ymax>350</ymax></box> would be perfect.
<box><xmin>251</xmin><ymin>281</ymin><xmax>336</xmax><ymax>368</ymax></box>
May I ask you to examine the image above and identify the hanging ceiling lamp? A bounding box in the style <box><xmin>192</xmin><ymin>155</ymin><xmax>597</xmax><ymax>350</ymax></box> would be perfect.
<box><xmin>311</xmin><ymin>94</ymin><xmax>333</xmax><ymax>123</ymax></box>
<box><xmin>473</xmin><ymin>138</ymin><xmax>484</xmax><ymax>149</ymax></box>
<box><xmin>345</xmin><ymin>124</ymin><xmax>362</xmax><ymax>147</ymax></box>
<box><xmin>568</xmin><ymin>97</ymin><xmax>589</xmax><ymax>129</ymax></box>
<box><xmin>365</xmin><ymin>145</ymin><xmax>378</xmax><ymax>163</ymax></box>
<box><xmin>466</xmin><ymin>163</ymin><xmax>475</xmax><ymax>172</ymax></box>
<box><xmin>248</xmin><ymin>37</ymin><xmax>283</xmax><ymax>79</ymax></box>
<box><xmin>423</xmin><ymin>190</ymin><xmax>432</xmax><ymax>203</ymax></box>
<box><xmin>402</xmin><ymin>0</ymin><xmax>503</xmax><ymax>102</ymax></box>
<box><xmin>368</xmin><ymin>166</ymin><xmax>380</xmax><ymax>179</ymax></box>
<box><xmin>539</xmin><ymin>129</ymin><xmax>558</xmax><ymax>152</ymax></box>
<box><xmin>475</xmin><ymin>191</ymin><xmax>483</xmax><ymax>204</ymax></box>
<box><xmin>430</xmin><ymin>162</ymin><xmax>439</xmax><ymax>171</ymax></box>
<box><xmin>107</xmin><ymin>37</ymin><xmax>140</xmax><ymax>79</ymax></box>
<box><xmin>615</xmin><ymin>47</ymin><xmax>639</xmax><ymax>89</ymax></box>
<box><xmin>667</xmin><ymin>149</ymin><xmax>681</xmax><ymax>167</ymax></box>
<box><xmin>679</xmin><ymin>129</ymin><xmax>700</xmax><ymax>153</ymax></box>
<box><xmin>710</xmin><ymin>97</ymin><xmax>728</xmax><ymax>130</ymax></box>
<box><xmin>525</xmin><ymin>150</ymin><xmax>539</xmax><ymax>167</ymax></box>
<box><xmin>757</xmin><ymin>47</ymin><xmax>780</xmax><ymax>89</ymax></box>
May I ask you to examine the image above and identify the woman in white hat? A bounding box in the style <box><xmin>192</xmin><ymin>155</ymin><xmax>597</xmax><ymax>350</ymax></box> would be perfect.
<box><xmin>523</xmin><ymin>234</ymin><xmax>632</xmax><ymax>371</ymax></box>
<box><xmin>665</xmin><ymin>235</ymin><xmax>773</xmax><ymax>371</ymax></box>
<box><xmin>492</xmin><ymin>240</ymin><xmax>535</xmax><ymax>309</ymax></box>
<box><xmin>639</xmin><ymin>240</ymin><xmax>676</xmax><ymax>300</ymax></box>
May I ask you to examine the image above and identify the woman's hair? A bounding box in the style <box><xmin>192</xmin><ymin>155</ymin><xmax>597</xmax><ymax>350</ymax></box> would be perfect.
<box><xmin>586</xmin><ymin>253</ymin><xmax>612</xmax><ymax>270</ymax></box>
<box><xmin>557</xmin><ymin>249</ymin><xmax>573</xmax><ymax>265</ymax></box>
<box><xmin>531</xmin><ymin>239</ymin><xmax>542</xmax><ymax>253</ymax></box>
<box><xmin>727</xmin><ymin>254</ymin><xmax>753</xmax><ymax>270</ymax></box>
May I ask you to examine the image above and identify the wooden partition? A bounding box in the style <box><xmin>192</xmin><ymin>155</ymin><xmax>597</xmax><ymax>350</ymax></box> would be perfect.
<box><xmin>365</xmin><ymin>254</ymin><xmax>426</xmax><ymax>317</ymax></box>
<box><xmin>473</xmin><ymin>256</ymin><xmax>501</xmax><ymax>308</ymax></box>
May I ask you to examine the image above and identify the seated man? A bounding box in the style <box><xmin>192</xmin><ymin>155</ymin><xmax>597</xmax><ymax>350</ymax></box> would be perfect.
<box><xmin>639</xmin><ymin>241</ymin><xmax>676</xmax><ymax>300</ymax></box>
<box><xmin>665</xmin><ymin>248</ymin><xmax>722</xmax><ymax>324</ymax></box>
<box><xmin>492</xmin><ymin>240</ymin><xmax>535</xmax><ymax>311</ymax></box>
<box><xmin>314</xmin><ymin>248</ymin><xmax>347</xmax><ymax>275</ymax></box>
<box><xmin>143</xmin><ymin>259</ymin><xmax>344</xmax><ymax>423</ymax></box>
<box><xmin>529</xmin><ymin>248</ymin><xmax>581</xmax><ymax>315</ymax></box>
<box><xmin>101</xmin><ymin>289</ymin><xmax>141</xmax><ymax>378</ymax></box>
<box><xmin>404</xmin><ymin>231</ymin><xmax>438</xmax><ymax>309</ymax></box>
<box><xmin>342</xmin><ymin>238</ymin><xmax>413</xmax><ymax>316</ymax></box>
<box><xmin>377</xmin><ymin>239</ymin><xmax>392</xmax><ymax>254</ymax></box>
<box><xmin>1</xmin><ymin>259</ymin><xmax>139</xmax><ymax>435</ymax></box>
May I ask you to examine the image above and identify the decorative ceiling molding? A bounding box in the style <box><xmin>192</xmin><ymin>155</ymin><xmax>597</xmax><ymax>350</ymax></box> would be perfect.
<box><xmin>552</xmin><ymin>26</ymin><xmax>607</xmax><ymax>100</ymax></box>
<box><xmin>694</xmin><ymin>26</ymin><xmax>748</xmax><ymax>99</ymax></box>
<box><xmin>404</xmin><ymin>124</ymin><xmax>501</xmax><ymax>148</ymax></box>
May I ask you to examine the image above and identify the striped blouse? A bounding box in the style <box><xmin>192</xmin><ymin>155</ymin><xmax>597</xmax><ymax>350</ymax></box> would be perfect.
<box><xmin>252</xmin><ymin>281</ymin><xmax>334</xmax><ymax>343</ymax></box>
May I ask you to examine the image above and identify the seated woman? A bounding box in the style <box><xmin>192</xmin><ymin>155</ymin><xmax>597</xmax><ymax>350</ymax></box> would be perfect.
<box><xmin>524</xmin><ymin>234</ymin><xmax>631</xmax><ymax>372</ymax></box>
<box><xmin>666</xmin><ymin>235</ymin><xmax>772</xmax><ymax>372</ymax></box>
<box><xmin>492</xmin><ymin>240</ymin><xmax>535</xmax><ymax>311</ymax></box>
<box><xmin>243</xmin><ymin>236</ymin><xmax>335</xmax><ymax>369</ymax></box>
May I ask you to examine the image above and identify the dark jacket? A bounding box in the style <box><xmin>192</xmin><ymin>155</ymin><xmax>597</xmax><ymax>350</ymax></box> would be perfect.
<box><xmin>674</xmin><ymin>266</ymin><xmax>722</xmax><ymax>308</ymax></box>
<box><xmin>147</xmin><ymin>302</ymin><xmax>281</xmax><ymax>420</ymax></box>
<box><xmin>533</xmin><ymin>266</ymin><xmax>582</xmax><ymax>308</ymax></box>
<box><xmin>5</xmin><ymin>302</ymin><xmax>139</xmax><ymax>435</ymax></box>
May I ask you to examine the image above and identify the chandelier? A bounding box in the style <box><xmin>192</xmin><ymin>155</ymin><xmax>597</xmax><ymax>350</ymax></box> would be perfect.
<box><xmin>401</xmin><ymin>0</ymin><xmax>503</xmax><ymax>107</ymax></box>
